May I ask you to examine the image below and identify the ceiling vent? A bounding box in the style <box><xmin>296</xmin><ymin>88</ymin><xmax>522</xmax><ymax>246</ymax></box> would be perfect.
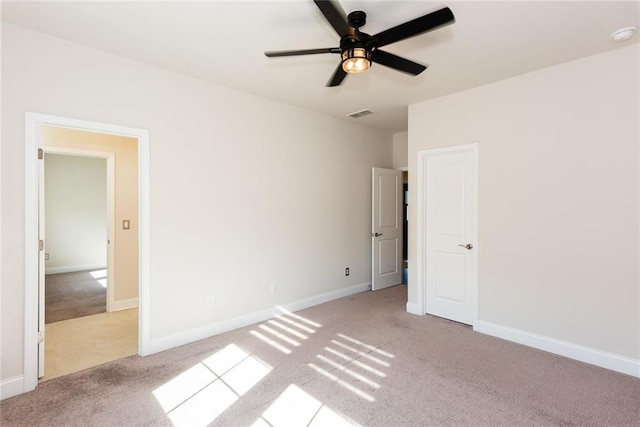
<box><xmin>347</xmin><ymin>109</ymin><xmax>373</xmax><ymax>119</ymax></box>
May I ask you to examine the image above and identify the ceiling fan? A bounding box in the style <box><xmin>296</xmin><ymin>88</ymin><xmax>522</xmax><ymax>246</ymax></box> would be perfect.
<box><xmin>264</xmin><ymin>0</ymin><xmax>455</xmax><ymax>87</ymax></box>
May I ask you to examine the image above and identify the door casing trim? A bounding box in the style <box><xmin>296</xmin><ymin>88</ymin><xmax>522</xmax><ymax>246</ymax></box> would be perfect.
<box><xmin>24</xmin><ymin>112</ymin><xmax>151</xmax><ymax>392</ymax></box>
<box><xmin>415</xmin><ymin>143</ymin><xmax>478</xmax><ymax>328</ymax></box>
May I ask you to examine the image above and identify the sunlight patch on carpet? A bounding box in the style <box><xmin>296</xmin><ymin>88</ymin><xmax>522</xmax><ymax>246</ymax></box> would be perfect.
<box><xmin>276</xmin><ymin>306</ymin><xmax>322</xmax><ymax>328</ymax></box>
<box><xmin>308</xmin><ymin>363</ymin><xmax>375</xmax><ymax>402</ymax></box>
<box><xmin>324</xmin><ymin>347</ymin><xmax>387</xmax><ymax>378</ymax></box>
<box><xmin>89</xmin><ymin>269</ymin><xmax>107</xmax><ymax>279</ymax></box>
<box><xmin>331</xmin><ymin>340</ymin><xmax>391</xmax><ymax>367</ymax></box>
<box><xmin>273</xmin><ymin>314</ymin><xmax>317</xmax><ymax>334</ymax></box>
<box><xmin>257</xmin><ymin>384</ymin><xmax>360</xmax><ymax>427</ymax></box>
<box><xmin>152</xmin><ymin>363</ymin><xmax>216</xmax><ymax>413</ymax></box>
<box><xmin>153</xmin><ymin>343</ymin><xmax>272</xmax><ymax>426</ymax></box>
<box><xmin>308</xmin><ymin>334</ymin><xmax>395</xmax><ymax>403</ymax></box>
<box><xmin>267</xmin><ymin>319</ymin><xmax>309</xmax><ymax>339</ymax></box>
<box><xmin>259</xmin><ymin>324</ymin><xmax>301</xmax><ymax>347</ymax></box>
<box><xmin>250</xmin><ymin>330</ymin><xmax>292</xmax><ymax>354</ymax></box>
<box><xmin>337</xmin><ymin>333</ymin><xmax>395</xmax><ymax>359</ymax></box>
<box><xmin>203</xmin><ymin>343</ymin><xmax>249</xmax><ymax>376</ymax></box>
<box><xmin>221</xmin><ymin>356</ymin><xmax>272</xmax><ymax>396</ymax></box>
<box><xmin>315</xmin><ymin>354</ymin><xmax>381</xmax><ymax>389</ymax></box>
<box><xmin>249</xmin><ymin>307</ymin><xmax>325</xmax><ymax>354</ymax></box>
<box><xmin>89</xmin><ymin>269</ymin><xmax>108</xmax><ymax>288</ymax></box>
<box><xmin>168</xmin><ymin>380</ymin><xmax>238</xmax><ymax>426</ymax></box>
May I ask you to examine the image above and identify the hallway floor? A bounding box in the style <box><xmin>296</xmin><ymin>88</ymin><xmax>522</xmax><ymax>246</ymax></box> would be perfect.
<box><xmin>42</xmin><ymin>308</ymin><xmax>138</xmax><ymax>381</ymax></box>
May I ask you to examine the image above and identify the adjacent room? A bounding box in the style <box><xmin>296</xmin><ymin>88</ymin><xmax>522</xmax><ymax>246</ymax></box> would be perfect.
<box><xmin>1</xmin><ymin>1</ymin><xmax>638</xmax><ymax>425</ymax></box>
<box><xmin>41</xmin><ymin>126</ymin><xmax>140</xmax><ymax>380</ymax></box>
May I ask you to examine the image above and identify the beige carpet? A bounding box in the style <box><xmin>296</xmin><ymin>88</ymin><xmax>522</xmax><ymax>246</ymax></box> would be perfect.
<box><xmin>2</xmin><ymin>285</ymin><xmax>638</xmax><ymax>426</ymax></box>
<box><xmin>45</xmin><ymin>270</ymin><xmax>107</xmax><ymax>323</ymax></box>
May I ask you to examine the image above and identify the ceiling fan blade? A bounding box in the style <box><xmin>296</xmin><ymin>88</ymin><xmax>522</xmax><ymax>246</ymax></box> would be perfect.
<box><xmin>372</xmin><ymin>50</ymin><xmax>427</xmax><ymax>75</ymax></box>
<box><xmin>372</xmin><ymin>7</ymin><xmax>455</xmax><ymax>48</ymax></box>
<box><xmin>265</xmin><ymin>47</ymin><xmax>341</xmax><ymax>57</ymax></box>
<box><xmin>326</xmin><ymin>64</ymin><xmax>347</xmax><ymax>87</ymax></box>
<box><xmin>313</xmin><ymin>0</ymin><xmax>354</xmax><ymax>37</ymax></box>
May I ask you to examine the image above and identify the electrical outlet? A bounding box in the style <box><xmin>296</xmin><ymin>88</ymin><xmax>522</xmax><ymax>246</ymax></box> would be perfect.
<box><xmin>271</xmin><ymin>283</ymin><xmax>278</xmax><ymax>293</ymax></box>
<box><xmin>45</xmin><ymin>253</ymin><xmax>50</xmax><ymax>260</ymax></box>
<box><xmin>206</xmin><ymin>295</ymin><xmax>215</xmax><ymax>308</ymax></box>
<box><xmin>345</xmin><ymin>267</ymin><xmax>350</xmax><ymax>276</ymax></box>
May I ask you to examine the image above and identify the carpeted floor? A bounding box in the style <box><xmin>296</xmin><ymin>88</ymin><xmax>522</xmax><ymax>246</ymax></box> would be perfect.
<box><xmin>45</xmin><ymin>270</ymin><xmax>107</xmax><ymax>323</ymax></box>
<box><xmin>2</xmin><ymin>285</ymin><xmax>638</xmax><ymax>426</ymax></box>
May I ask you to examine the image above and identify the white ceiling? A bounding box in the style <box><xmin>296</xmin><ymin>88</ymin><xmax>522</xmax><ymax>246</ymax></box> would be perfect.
<box><xmin>2</xmin><ymin>1</ymin><xmax>639</xmax><ymax>132</ymax></box>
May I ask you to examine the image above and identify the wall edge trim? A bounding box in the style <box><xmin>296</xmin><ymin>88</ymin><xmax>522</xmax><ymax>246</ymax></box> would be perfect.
<box><xmin>111</xmin><ymin>297</ymin><xmax>139</xmax><ymax>312</ymax></box>
<box><xmin>475</xmin><ymin>320</ymin><xmax>640</xmax><ymax>378</ymax></box>
<box><xmin>45</xmin><ymin>264</ymin><xmax>106</xmax><ymax>275</ymax></box>
<box><xmin>406</xmin><ymin>302</ymin><xmax>422</xmax><ymax>315</ymax></box>
<box><xmin>148</xmin><ymin>282</ymin><xmax>371</xmax><ymax>355</ymax></box>
<box><xmin>0</xmin><ymin>376</ymin><xmax>25</xmax><ymax>400</ymax></box>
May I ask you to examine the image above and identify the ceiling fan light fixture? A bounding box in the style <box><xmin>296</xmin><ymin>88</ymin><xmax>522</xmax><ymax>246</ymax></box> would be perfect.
<box><xmin>342</xmin><ymin>47</ymin><xmax>371</xmax><ymax>73</ymax></box>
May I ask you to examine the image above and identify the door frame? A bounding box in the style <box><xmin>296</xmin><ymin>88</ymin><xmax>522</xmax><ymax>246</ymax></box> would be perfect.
<box><xmin>415</xmin><ymin>143</ymin><xmax>479</xmax><ymax>328</ymax></box>
<box><xmin>24</xmin><ymin>112</ymin><xmax>151</xmax><ymax>392</ymax></box>
<box><xmin>44</xmin><ymin>147</ymin><xmax>116</xmax><ymax>313</ymax></box>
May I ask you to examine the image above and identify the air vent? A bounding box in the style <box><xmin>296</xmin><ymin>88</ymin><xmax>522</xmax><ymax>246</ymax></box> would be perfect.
<box><xmin>347</xmin><ymin>109</ymin><xmax>373</xmax><ymax>119</ymax></box>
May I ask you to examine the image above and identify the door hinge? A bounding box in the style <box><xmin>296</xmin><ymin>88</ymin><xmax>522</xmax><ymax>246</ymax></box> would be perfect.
<box><xmin>37</xmin><ymin>331</ymin><xmax>45</xmax><ymax>343</ymax></box>
<box><xmin>39</xmin><ymin>240</ymin><xmax>44</xmax><ymax>251</ymax></box>
<box><xmin>38</xmin><ymin>148</ymin><xmax>44</xmax><ymax>160</ymax></box>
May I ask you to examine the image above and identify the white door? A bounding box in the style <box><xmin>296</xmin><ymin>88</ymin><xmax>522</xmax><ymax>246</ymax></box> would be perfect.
<box><xmin>424</xmin><ymin>145</ymin><xmax>477</xmax><ymax>325</ymax></box>
<box><xmin>372</xmin><ymin>167</ymin><xmax>403</xmax><ymax>290</ymax></box>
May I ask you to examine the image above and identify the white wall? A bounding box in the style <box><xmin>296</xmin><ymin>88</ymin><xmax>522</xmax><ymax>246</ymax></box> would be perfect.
<box><xmin>392</xmin><ymin>131</ymin><xmax>408</xmax><ymax>169</ymax></box>
<box><xmin>1</xmin><ymin>24</ymin><xmax>393</xmax><ymax>388</ymax></box>
<box><xmin>408</xmin><ymin>45</ymin><xmax>639</xmax><ymax>364</ymax></box>
<box><xmin>44</xmin><ymin>154</ymin><xmax>107</xmax><ymax>274</ymax></box>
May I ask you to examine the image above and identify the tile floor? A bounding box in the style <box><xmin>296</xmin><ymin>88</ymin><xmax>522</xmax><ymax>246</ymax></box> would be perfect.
<box><xmin>42</xmin><ymin>308</ymin><xmax>138</xmax><ymax>381</ymax></box>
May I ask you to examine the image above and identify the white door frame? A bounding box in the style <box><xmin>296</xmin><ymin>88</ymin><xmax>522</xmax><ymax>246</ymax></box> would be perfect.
<box><xmin>44</xmin><ymin>147</ymin><xmax>116</xmax><ymax>313</ymax></box>
<box><xmin>415</xmin><ymin>143</ymin><xmax>479</xmax><ymax>328</ymax></box>
<box><xmin>24</xmin><ymin>112</ymin><xmax>151</xmax><ymax>392</ymax></box>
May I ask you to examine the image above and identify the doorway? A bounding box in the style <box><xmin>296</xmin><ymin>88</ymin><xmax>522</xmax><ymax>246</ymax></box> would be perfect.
<box><xmin>44</xmin><ymin>150</ymin><xmax>112</xmax><ymax>324</ymax></box>
<box><xmin>24</xmin><ymin>113</ymin><xmax>151</xmax><ymax>392</ymax></box>
<box><xmin>42</xmin><ymin>135</ymin><xmax>138</xmax><ymax>380</ymax></box>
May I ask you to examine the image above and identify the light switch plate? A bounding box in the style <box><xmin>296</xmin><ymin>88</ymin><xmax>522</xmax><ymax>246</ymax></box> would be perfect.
<box><xmin>123</xmin><ymin>220</ymin><xmax>130</xmax><ymax>230</ymax></box>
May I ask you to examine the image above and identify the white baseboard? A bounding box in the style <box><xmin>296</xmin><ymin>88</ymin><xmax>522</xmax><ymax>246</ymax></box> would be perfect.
<box><xmin>1</xmin><ymin>375</ymin><xmax>25</xmax><ymax>400</ymax></box>
<box><xmin>406</xmin><ymin>302</ymin><xmax>422</xmax><ymax>315</ymax></box>
<box><xmin>111</xmin><ymin>297</ymin><xmax>138</xmax><ymax>312</ymax></box>
<box><xmin>149</xmin><ymin>282</ymin><xmax>371</xmax><ymax>355</ymax></box>
<box><xmin>476</xmin><ymin>320</ymin><xmax>640</xmax><ymax>378</ymax></box>
<box><xmin>45</xmin><ymin>264</ymin><xmax>106</xmax><ymax>275</ymax></box>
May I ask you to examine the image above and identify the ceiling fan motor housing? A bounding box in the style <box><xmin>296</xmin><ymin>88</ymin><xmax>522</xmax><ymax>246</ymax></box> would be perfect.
<box><xmin>340</xmin><ymin>35</ymin><xmax>369</xmax><ymax>51</ymax></box>
<box><xmin>348</xmin><ymin>10</ymin><xmax>367</xmax><ymax>29</ymax></box>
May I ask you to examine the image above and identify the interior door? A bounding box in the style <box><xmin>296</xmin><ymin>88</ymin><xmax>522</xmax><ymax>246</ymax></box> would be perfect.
<box><xmin>372</xmin><ymin>167</ymin><xmax>403</xmax><ymax>290</ymax></box>
<box><xmin>424</xmin><ymin>146</ymin><xmax>477</xmax><ymax>325</ymax></box>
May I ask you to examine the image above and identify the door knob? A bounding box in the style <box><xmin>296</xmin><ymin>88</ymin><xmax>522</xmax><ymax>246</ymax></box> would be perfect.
<box><xmin>374</xmin><ymin>232</ymin><xmax>383</xmax><ymax>237</ymax></box>
<box><xmin>458</xmin><ymin>243</ymin><xmax>473</xmax><ymax>250</ymax></box>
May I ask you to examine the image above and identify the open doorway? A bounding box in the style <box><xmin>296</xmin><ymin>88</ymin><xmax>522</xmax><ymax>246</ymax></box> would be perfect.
<box><xmin>44</xmin><ymin>152</ymin><xmax>110</xmax><ymax>324</ymax></box>
<box><xmin>24</xmin><ymin>112</ymin><xmax>151</xmax><ymax>393</ymax></box>
<box><xmin>41</xmin><ymin>127</ymin><xmax>140</xmax><ymax>380</ymax></box>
